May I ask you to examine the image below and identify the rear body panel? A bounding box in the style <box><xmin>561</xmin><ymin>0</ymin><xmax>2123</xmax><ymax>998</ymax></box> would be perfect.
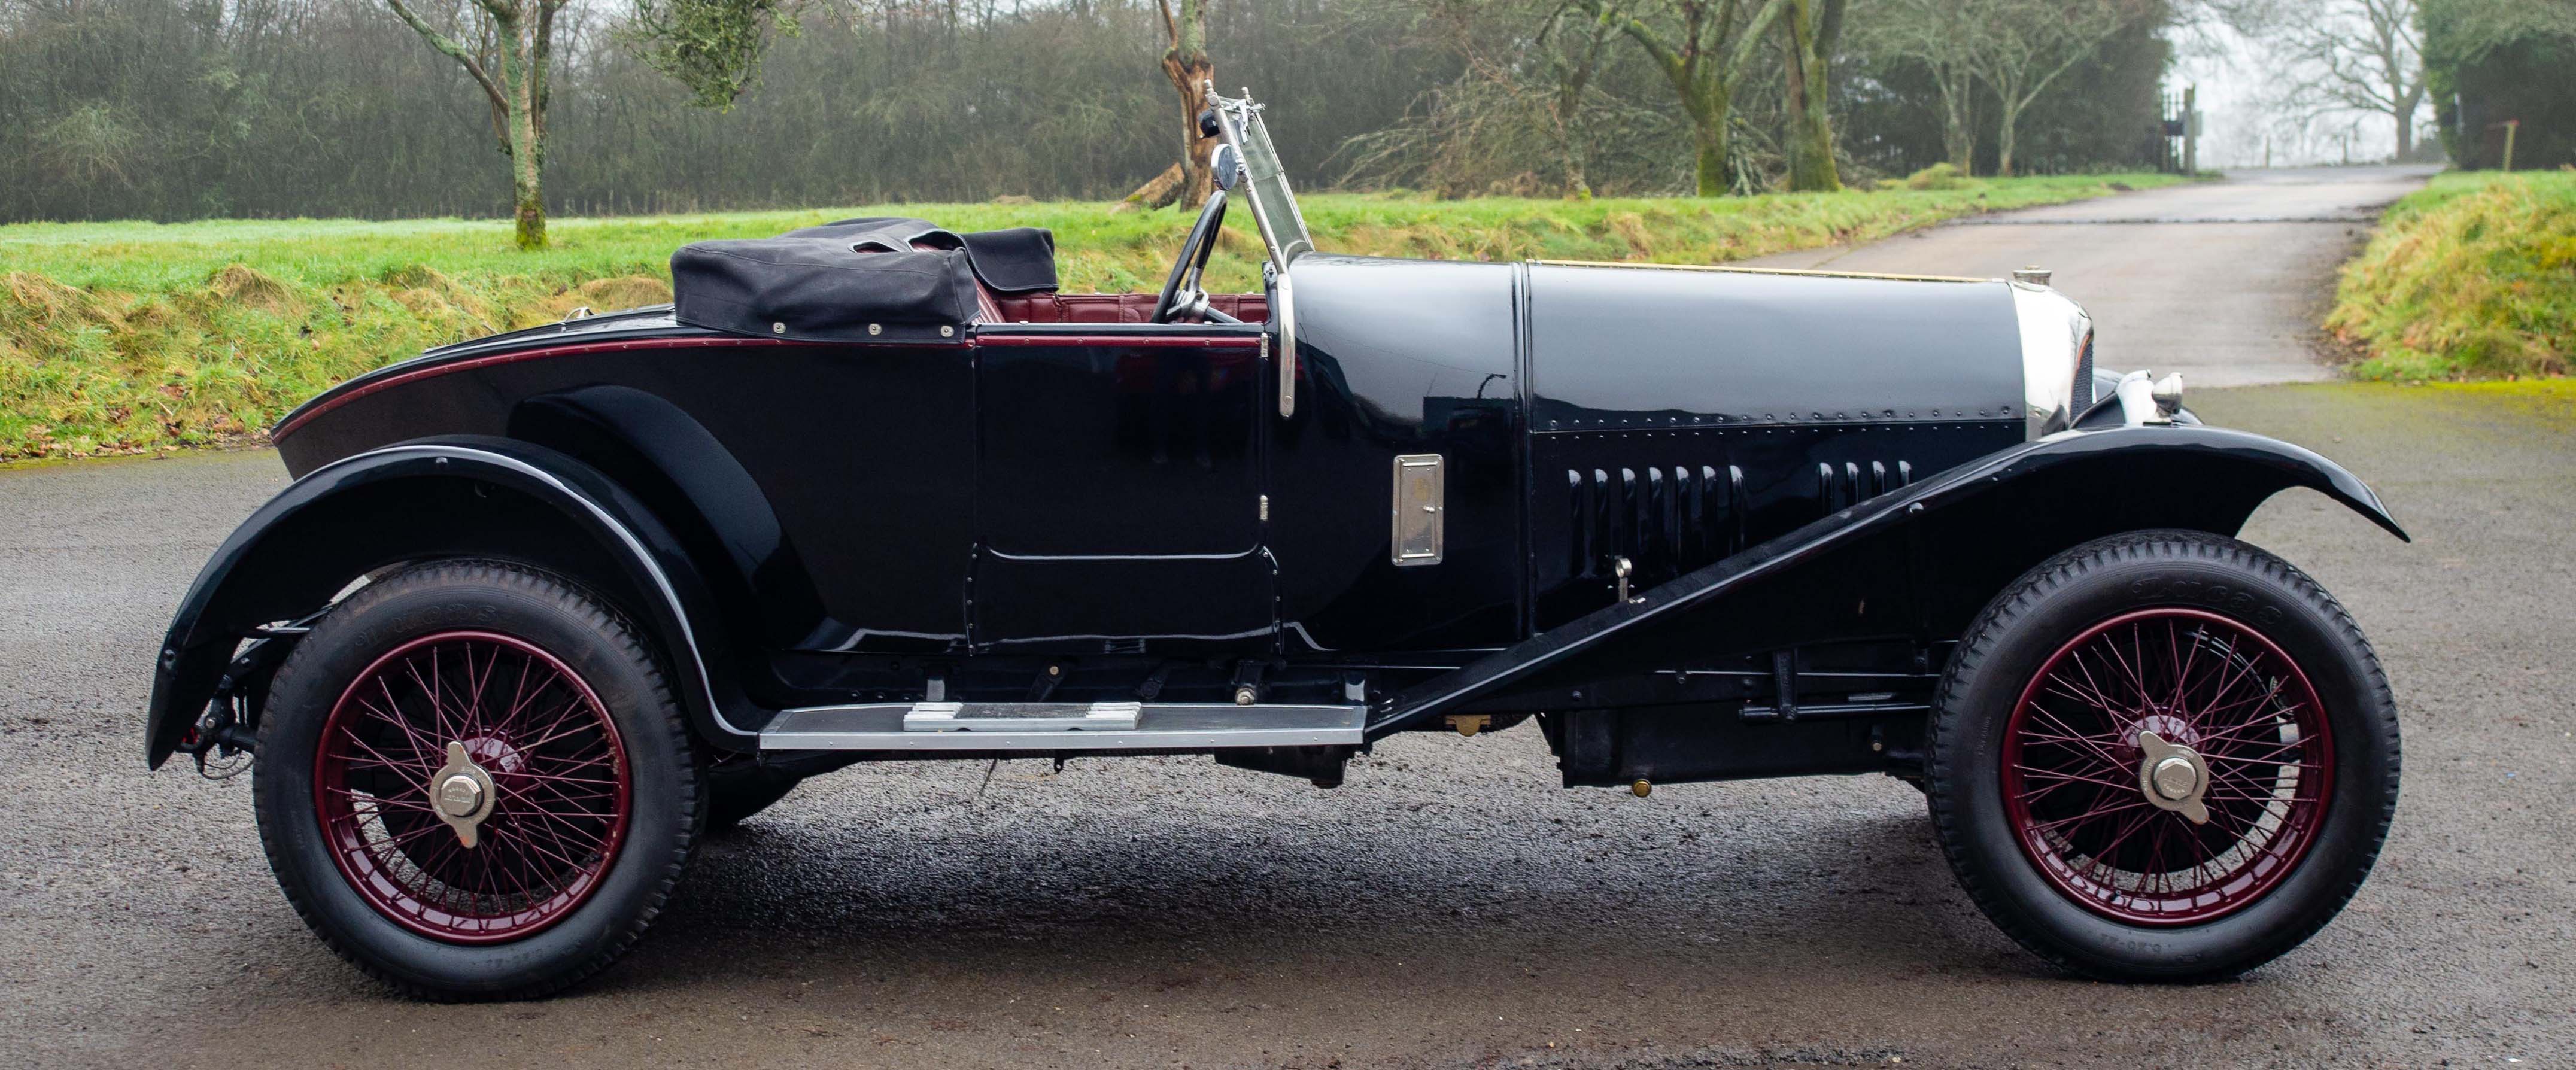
<box><xmin>280</xmin><ymin>329</ymin><xmax>980</xmax><ymax>652</ymax></box>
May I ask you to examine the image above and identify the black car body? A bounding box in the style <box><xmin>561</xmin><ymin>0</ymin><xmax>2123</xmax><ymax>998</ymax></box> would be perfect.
<box><xmin>147</xmin><ymin>89</ymin><xmax>2406</xmax><ymax>998</ymax></box>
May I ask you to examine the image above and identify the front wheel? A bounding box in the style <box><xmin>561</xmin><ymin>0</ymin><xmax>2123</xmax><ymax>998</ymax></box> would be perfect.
<box><xmin>253</xmin><ymin>560</ymin><xmax>704</xmax><ymax>999</ymax></box>
<box><xmin>1928</xmin><ymin>531</ymin><xmax>2399</xmax><ymax>981</ymax></box>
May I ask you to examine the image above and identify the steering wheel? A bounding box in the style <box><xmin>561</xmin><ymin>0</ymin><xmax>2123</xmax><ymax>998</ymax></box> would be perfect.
<box><xmin>1152</xmin><ymin>189</ymin><xmax>1235</xmax><ymax>324</ymax></box>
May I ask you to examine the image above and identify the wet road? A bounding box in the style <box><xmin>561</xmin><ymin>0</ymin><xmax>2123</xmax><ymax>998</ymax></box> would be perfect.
<box><xmin>8</xmin><ymin>172</ymin><xmax>2573</xmax><ymax>1068</ymax></box>
<box><xmin>1748</xmin><ymin>166</ymin><xmax>2440</xmax><ymax>388</ymax></box>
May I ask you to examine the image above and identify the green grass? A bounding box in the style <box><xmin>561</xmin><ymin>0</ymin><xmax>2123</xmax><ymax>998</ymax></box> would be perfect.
<box><xmin>2326</xmin><ymin>170</ymin><xmax>2576</xmax><ymax>381</ymax></box>
<box><xmin>0</xmin><ymin>173</ymin><xmax>2176</xmax><ymax>461</ymax></box>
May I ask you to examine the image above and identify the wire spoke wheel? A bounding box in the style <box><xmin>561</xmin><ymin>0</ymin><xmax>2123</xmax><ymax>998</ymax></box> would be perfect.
<box><xmin>2000</xmin><ymin>607</ymin><xmax>2334</xmax><ymax>925</ymax></box>
<box><xmin>312</xmin><ymin>630</ymin><xmax>631</xmax><ymax>943</ymax></box>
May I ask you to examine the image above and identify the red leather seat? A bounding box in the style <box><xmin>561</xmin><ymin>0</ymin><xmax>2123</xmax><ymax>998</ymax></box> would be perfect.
<box><xmin>985</xmin><ymin>292</ymin><xmax>1269</xmax><ymax>325</ymax></box>
<box><xmin>882</xmin><ymin>239</ymin><xmax>1271</xmax><ymax>326</ymax></box>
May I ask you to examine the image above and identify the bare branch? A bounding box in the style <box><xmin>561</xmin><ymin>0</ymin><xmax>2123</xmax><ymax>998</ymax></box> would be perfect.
<box><xmin>383</xmin><ymin>0</ymin><xmax>507</xmax><ymax>116</ymax></box>
<box><xmin>1718</xmin><ymin>0</ymin><xmax>1789</xmax><ymax>95</ymax></box>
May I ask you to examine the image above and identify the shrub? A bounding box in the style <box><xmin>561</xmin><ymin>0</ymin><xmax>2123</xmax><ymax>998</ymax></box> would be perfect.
<box><xmin>1904</xmin><ymin>163</ymin><xmax>1969</xmax><ymax>191</ymax></box>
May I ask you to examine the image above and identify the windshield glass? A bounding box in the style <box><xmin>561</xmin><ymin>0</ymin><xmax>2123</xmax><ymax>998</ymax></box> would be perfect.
<box><xmin>1209</xmin><ymin>86</ymin><xmax>1313</xmax><ymax>271</ymax></box>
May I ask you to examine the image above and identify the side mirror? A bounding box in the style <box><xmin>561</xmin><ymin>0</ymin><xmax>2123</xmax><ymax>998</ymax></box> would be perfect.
<box><xmin>1209</xmin><ymin>142</ymin><xmax>1243</xmax><ymax>191</ymax></box>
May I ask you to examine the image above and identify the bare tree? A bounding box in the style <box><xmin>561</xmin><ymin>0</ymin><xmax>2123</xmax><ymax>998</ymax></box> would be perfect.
<box><xmin>1335</xmin><ymin>0</ymin><xmax>1642</xmax><ymax>198</ymax></box>
<box><xmin>381</xmin><ymin>0</ymin><xmax>568</xmax><ymax>249</ymax></box>
<box><xmin>1777</xmin><ymin>0</ymin><xmax>1843</xmax><ymax>190</ymax></box>
<box><xmin>1534</xmin><ymin>2</ymin><xmax>1620</xmax><ymax>197</ymax></box>
<box><xmin>1967</xmin><ymin>0</ymin><xmax>2143</xmax><ymax>176</ymax></box>
<box><xmin>1863</xmin><ymin>0</ymin><xmax>1983</xmax><ymax>172</ymax></box>
<box><xmin>1584</xmin><ymin>0</ymin><xmax>1791</xmax><ymax>196</ymax></box>
<box><xmin>1119</xmin><ymin>0</ymin><xmax>1216</xmax><ymax>210</ymax></box>
<box><xmin>2271</xmin><ymin>0</ymin><xmax>2431</xmax><ymax>158</ymax></box>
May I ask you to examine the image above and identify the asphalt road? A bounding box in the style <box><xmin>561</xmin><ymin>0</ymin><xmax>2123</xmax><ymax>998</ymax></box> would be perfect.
<box><xmin>1747</xmin><ymin>166</ymin><xmax>2441</xmax><ymax>388</ymax></box>
<box><xmin>8</xmin><ymin>170</ymin><xmax>2572</xmax><ymax>1068</ymax></box>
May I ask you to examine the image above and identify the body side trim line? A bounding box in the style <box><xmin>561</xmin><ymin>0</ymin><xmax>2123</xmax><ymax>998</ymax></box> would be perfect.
<box><xmin>273</xmin><ymin>338</ymin><xmax>795</xmax><ymax>440</ymax></box>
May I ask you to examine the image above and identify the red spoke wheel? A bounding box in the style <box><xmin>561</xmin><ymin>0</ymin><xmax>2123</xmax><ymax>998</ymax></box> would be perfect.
<box><xmin>2000</xmin><ymin>608</ymin><xmax>2331</xmax><ymax>925</ymax></box>
<box><xmin>1928</xmin><ymin>531</ymin><xmax>2399</xmax><ymax>982</ymax></box>
<box><xmin>254</xmin><ymin>561</ymin><xmax>703</xmax><ymax>999</ymax></box>
<box><xmin>314</xmin><ymin>631</ymin><xmax>631</xmax><ymax>943</ymax></box>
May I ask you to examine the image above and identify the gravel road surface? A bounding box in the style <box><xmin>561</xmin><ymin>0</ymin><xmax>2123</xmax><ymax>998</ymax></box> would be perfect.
<box><xmin>7</xmin><ymin>170</ymin><xmax>2569</xmax><ymax>1068</ymax></box>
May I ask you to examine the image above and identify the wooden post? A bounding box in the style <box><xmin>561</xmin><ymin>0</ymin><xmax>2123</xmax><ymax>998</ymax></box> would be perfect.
<box><xmin>2501</xmin><ymin>119</ymin><xmax>2519</xmax><ymax>172</ymax></box>
<box><xmin>2182</xmin><ymin>85</ymin><xmax>2198</xmax><ymax>175</ymax></box>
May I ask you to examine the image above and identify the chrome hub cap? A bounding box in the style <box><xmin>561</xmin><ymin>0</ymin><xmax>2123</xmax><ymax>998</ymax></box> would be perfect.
<box><xmin>436</xmin><ymin>773</ymin><xmax>484</xmax><ymax>817</ymax></box>
<box><xmin>2150</xmin><ymin>756</ymin><xmax>2197</xmax><ymax>800</ymax></box>
<box><xmin>429</xmin><ymin>740</ymin><xmax>499</xmax><ymax>847</ymax></box>
<box><xmin>2134</xmin><ymin>731</ymin><xmax>2210</xmax><ymax>825</ymax></box>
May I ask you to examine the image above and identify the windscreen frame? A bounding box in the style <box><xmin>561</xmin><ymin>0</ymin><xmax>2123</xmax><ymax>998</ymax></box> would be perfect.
<box><xmin>1208</xmin><ymin>84</ymin><xmax>1314</xmax><ymax>273</ymax></box>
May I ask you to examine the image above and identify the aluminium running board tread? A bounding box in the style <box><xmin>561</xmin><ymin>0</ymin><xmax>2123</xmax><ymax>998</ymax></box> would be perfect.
<box><xmin>904</xmin><ymin>701</ymin><xmax>1143</xmax><ymax>732</ymax></box>
<box><xmin>759</xmin><ymin>701</ymin><xmax>1365</xmax><ymax>752</ymax></box>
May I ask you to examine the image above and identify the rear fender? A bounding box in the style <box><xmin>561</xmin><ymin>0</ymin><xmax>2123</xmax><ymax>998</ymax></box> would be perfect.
<box><xmin>1377</xmin><ymin>425</ymin><xmax>2405</xmax><ymax>734</ymax></box>
<box><xmin>504</xmin><ymin>384</ymin><xmax>827</xmax><ymax>649</ymax></box>
<box><xmin>146</xmin><ymin>437</ymin><xmax>764</xmax><ymax>768</ymax></box>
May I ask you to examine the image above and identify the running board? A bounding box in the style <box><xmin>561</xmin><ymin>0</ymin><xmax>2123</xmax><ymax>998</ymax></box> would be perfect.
<box><xmin>758</xmin><ymin>701</ymin><xmax>1366</xmax><ymax>752</ymax></box>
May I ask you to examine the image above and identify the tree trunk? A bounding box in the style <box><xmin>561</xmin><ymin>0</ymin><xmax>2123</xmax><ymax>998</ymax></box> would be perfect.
<box><xmin>1781</xmin><ymin>0</ymin><xmax>1842</xmax><ymax>192</ymax></box>
<box><xmin>1551</xmin><ymin>106</ymin><xmax>1594</xmax><ymax>198</ymax></box>
<box><xmin>1551</xmin><ymin>41</ymin><xmax>1601</xmax><ymax>200</ymax></box>
<box><xmin>1939</xmin><ymin>77</ymin><xmax>1975</xmax><ymax>173</ymax></box>
<box><xmin>509</xmin><ymin>105</ymin><xmax>545</xmax><ymax>249</ymax></box>
<box><xmin>1161</xmin><ymin>54</ymin><xmax>1216</xmax><ymax>206</ymax></box>
<box><xmin>1783</xmin><ymin>81</ymin><xmax>1838</xmax><ymax>190</ymax></box>
<box><xmin>1690</xmin><ymin>110</ymin><xmax>1728</xmax><ymax>197</ymax></box>
<box><xmin>506</xmin><ymin>66</ymin><xmax>546</xmax><ymax>250</ymax></box>
<box><xmin>1120</xmin><ymin>162</ymin><xmax>1186</xmax><ymax>211</ymax></box>
<box><xmin>514</xmin><ymin>174</ymin><xmax>545</xmax><ymax>250</ymax></box>
<box><xmin>1995</xmin><ymin>104</ymin><xmax>2020</xmax><ymax>178</ymax></box>
<box><xmin>2393</xmin><ymin>108</ymin><xmax>2413</xmax><ymax>160</ymax></box>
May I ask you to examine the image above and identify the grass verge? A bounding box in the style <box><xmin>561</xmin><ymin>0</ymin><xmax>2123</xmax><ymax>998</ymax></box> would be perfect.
<box><xmin>0</xmin><ymin>173</ymin><xmax>2176</xmax><ymax>460</ymax></box>
<box><xmin>2326</xmin><ymin>169</ymin><xmax>2575</xmax><ymax>381</ymax></box>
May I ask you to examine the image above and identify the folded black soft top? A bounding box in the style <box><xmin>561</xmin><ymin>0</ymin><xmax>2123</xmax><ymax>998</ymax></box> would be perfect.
<box><xmin>671</xmin><ymin>217</ymin><xmax>1056</xmax><ymax>344</ymax></box>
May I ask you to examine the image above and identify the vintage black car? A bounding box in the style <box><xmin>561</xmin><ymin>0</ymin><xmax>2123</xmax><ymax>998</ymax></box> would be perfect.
<box><xmin>150</xmin><ymin>89</ymin><xmax>2403</xmax><ymax>999</ymax></box>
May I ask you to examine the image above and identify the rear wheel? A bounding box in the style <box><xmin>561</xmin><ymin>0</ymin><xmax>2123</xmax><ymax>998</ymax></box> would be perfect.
<box><xmin>1928</xmin><ymin>531</ymin><xmax>2399</xmax><ymax>981</ymax></box>
<box><xmin>254</xmin><ymin>560</ymin><xmax>703</xmax><ymax>999</ymax></box>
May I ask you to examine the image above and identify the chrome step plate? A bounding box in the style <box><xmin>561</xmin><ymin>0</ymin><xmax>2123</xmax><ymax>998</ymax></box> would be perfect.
<box><xmin>759</xmin><ymin>701</ymin><xmax>1365</xmax><ymax>752</ymax></box>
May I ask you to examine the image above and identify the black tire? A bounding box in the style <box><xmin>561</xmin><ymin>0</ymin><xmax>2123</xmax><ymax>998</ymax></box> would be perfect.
<box><xmin>704</xmin><ymin>758</ymin><xmax>802</xmax><ymax>829</ymax></box>
<box><xmin>253</xmin><ymin>560</ymin><xmax>704</xmax><ymax>999</ymax></box>
<box><xmin>1927</xmin><ymin>530</ymin><xmax>2399</xmax><ymax>981</ymax></box>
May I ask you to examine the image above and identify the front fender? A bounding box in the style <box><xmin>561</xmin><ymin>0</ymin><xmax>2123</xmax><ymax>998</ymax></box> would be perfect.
<box><xmin>1377</xmin><ymin>424</ymin><xmax>2404</xmax><ymax>734</ymax></box>
<box><xmin>146</xmin><ymin>437</ymin><xmax>763</xmax><ymax>768</ymax></box>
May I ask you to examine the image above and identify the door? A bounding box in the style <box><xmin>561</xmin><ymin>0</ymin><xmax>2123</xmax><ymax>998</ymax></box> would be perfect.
<box><xmin>971</xmin><ymin>329</ymin><xmax>1274</xmax><ymax>653</ymax></box>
